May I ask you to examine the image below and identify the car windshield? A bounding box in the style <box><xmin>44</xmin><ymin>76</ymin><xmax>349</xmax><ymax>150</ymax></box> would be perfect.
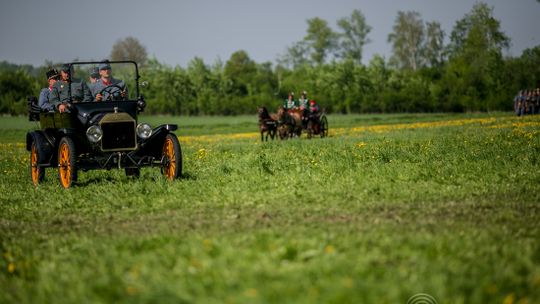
<box><xmin>68</xmin><ymin>61</ymin><xmax>139</xmax><ymax>101</ymax></box>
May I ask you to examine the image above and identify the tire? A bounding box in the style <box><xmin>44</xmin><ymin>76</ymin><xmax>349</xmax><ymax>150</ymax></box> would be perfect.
<box><xmin>58</xmin><ymin>136</ymin><xmax>77</xmax><ymax>189</ymax></box>
<box><xmin>162</xmin><ymin>133</ymin><xmax>182</xmax><ymax>180</ymax></box>
<box><xmin>30</xmin><ymin>141</ymin><xmax>45</xmax><ymax>186</ymax></box>
<box><xmin>320</xmin><ymin>116</ymin><xmax>328</xmax><ymax>138</ymax></box>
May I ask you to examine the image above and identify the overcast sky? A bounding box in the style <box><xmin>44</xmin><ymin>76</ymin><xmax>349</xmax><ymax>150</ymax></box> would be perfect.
<box><xmin>1</xmin><ymin>0</ymin><xmax>539</xmax><ymax>68</ymax></box>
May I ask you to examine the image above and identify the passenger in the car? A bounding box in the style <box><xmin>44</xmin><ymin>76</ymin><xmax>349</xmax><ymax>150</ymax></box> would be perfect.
<box><xmin>87</xmin><ymin>67</ymin><xmax>100</xmax><ymax>92</ymax></box>
<box><xmin>50</xmin><ymin>64</ymin><xmax>93</xmax><ymax>112</ymax></box>
<box><xmin>38</xmin><ymin>68</ymin><xmax>59</xmax><ymax>112</ymax></box>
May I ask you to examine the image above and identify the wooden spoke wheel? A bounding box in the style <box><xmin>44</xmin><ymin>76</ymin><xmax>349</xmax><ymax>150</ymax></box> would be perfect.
<box><xmin>320</xmin><ymin>115</ymin><xmax>328</xmax><ymax>138</ymax></box>
<box><xmin>58</xmin><ymin>137</ymin><xmax>77</xmax><ymax>189</ymax></box>
<box><xmin>30</xmin><ymin>142</ymin><xmax>45</xmax><ymax>186</ymax></box>
<box><xmin>161</xmin><ymin>134</ymin><xmax>182</xmax><ymax>180</ymax></box>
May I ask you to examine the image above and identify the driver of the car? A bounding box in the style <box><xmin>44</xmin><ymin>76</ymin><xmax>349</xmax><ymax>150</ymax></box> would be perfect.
<box><xmin>92</xmin><ymin>62</ymin><xmax>128</xmax><ymax>102</ymax></box>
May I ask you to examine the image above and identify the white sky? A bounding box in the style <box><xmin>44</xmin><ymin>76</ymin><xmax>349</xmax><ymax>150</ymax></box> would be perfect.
<box><xmin>1</xmin><ymin>0</ymin><xmax>539</xmax><ymax>67</ymax></box>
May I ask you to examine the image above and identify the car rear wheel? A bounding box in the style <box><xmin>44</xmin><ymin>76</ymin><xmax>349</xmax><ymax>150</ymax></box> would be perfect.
<box><xmin>58</xmin><ymin>137</ymin><xmax>77</xmax><ymax>189</ymax></box>
<box><xmin>161</xmin><ymin>133</ymin><xmax>182</xmax><ymax>180</ymax></box>
<box><xmin>30</xmin><ymin>142</ymin><xmax>45</xmax><ymax>186</ymax></box>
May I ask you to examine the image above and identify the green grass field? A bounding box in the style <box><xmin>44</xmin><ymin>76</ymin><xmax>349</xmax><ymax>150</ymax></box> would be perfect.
<box><xmin>1</xmin><ymin>113</ymin><xmax>539</xmax><ymax>303</ymax></box>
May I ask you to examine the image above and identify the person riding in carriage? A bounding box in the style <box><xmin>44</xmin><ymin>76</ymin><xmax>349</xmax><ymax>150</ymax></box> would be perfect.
<box><xmin>298</xmin><ymin>91</ymin><xmax>310</xmax><ymax>128</ymax></box>
<box><xmin>308</xmin><ymin>99</ymin><xmax>320</xmax><ymax>122</ymax></box>
<box><xmin>283</xmin><ymin>92</ymin><xmax>298</xmax><ymax>110</ymax></box>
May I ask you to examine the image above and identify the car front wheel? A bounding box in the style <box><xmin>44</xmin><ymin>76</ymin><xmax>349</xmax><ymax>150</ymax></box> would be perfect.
<box><xmin>161</xmin><ymin>133</ymin><xmax>182</xmax><ymax>180</ymax></box>
<box><xmin>58</xmin><ymin>137</ymin><xmax>77</xmax><ymax>189</ymax></box>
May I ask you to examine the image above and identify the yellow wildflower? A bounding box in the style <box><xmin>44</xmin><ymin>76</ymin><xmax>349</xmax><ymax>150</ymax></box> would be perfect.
<box><xmin>324</xmin><ymin>245</ymin><xmax>336</xmax><ymax>254</ymax></box>
<box><xmin>244</xmin><ymin>288</ymin><xmax>258</xmax><ymax>298</ymax></box>
<box><xmin>7</xmin><ymin>263</ymin><xmax>15</xmax><ymax>273</ymax></box>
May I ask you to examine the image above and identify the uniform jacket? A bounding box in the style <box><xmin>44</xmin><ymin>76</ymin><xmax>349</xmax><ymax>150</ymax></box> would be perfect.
<box><xmin>38</xmin><ymin>87</ymin><xmax>55</xmax><ymax>112</ymax></box>
<box><xmin>50</xmin><ymin>79</ymin><xmax>92</xmax><ymax>108</ymax></box>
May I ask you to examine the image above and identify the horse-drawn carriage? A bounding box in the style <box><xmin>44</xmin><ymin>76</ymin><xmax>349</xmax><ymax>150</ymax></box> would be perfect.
<box><xmin>258</xmin><ymin>105</ymin><xmax>328</xmax><ymax>141</ymax></box>
<box><xmin>304</xmin><ymin>110</ymin><xmax>329</xmax><ymax>139</ymax></box>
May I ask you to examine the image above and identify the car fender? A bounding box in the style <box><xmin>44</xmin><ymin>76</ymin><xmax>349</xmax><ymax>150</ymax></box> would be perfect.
<box><xmin>151</xmin><ymin>124</ymin><xmax>177</xmax><ymax>143</ymax></box>
<box><xmin>26</xmin><ymin>131</ymin><xmax>54</xmax><ymax>165</ymax></box>
<box><xmin>153</xmin><ymin>124</ymin><xmax>177</xmax><ymax>133</ymax></box>
<box><xmin>136</xmin><ymin>124</ymin><xmax>178</xmax><ymax>157</ymax></box>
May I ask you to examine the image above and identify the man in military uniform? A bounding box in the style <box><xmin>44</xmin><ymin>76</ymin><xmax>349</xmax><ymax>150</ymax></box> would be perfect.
<box><xmin>91</xmin><ymin>61</ymin><xmax>128</xmax><ymax>101</ymax></box>
<box><xmin>50</xmin><ymin>64</ymin><xmax>92</xmax><ymax>112</ymax></box>
<box><xmin>87</xmin><ymin>67</ymin><xmax>100</xmax><ymax>92</ymax></box>
<box><xmin>38</xmin><ymin>68</ymin><xmax>59</xmax><ymax>112</ymax></box>
<box><xmin>533</xmin><ymin>88</ymin><xmax>540</xmax><ymax>114</ymax></box>
<box><xmin>514</xmin><ymin>90</ymin><xmax>524</xmax><ymax>116</ymax></box>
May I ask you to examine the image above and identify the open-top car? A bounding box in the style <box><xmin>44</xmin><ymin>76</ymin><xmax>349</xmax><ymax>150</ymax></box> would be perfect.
<box><xmin>27</xmin><ymin>61</ymin><xmax>182</xmax><ymax>188</ymax></box>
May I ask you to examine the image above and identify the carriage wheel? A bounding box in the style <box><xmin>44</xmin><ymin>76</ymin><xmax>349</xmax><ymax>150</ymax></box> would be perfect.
<box><xmin>30</xmin><ymin>142</ymin><xmax>45</xmax><ymax>186</ymax></box>
<box><xmin>58</xmin><ymin>137</ymin><xmax>77</xmax><ymax>189</ymax></box>
<box><xmin>320</xmin><ymin>116</ymin><xmax>328</xmax><ymax>138</ymax></box>
<box><xmin>162</xmin><ymin>133</ymin><xmax>182</xmax><ymax>180</ymax></box>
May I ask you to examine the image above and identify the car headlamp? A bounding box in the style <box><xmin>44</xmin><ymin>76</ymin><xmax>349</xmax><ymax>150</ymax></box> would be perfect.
<box><xmin>86</xmin><ymin>125</ymin><xmax>103</xmax><ymax>143</ymax></box>
<box><xmin>136</xmin><ymin>123</ymin><xmax>152</xmax><ymax>139</ymax></box>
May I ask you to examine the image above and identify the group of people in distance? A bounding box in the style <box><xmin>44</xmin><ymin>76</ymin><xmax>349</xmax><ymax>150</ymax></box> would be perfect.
<box><xmin>38</xmin><ymin>61</ymin><xmax>127</xmax><ymax>113</ymax></box>
<box><xmin>283</xmin><ymin>91</ymin><xmax>320</xmax><ymax>128</ymax></box>
<box><xmin>514</xmin><ymin>88</ymin><xmax>540</xmax><ymax>116</ymax></box>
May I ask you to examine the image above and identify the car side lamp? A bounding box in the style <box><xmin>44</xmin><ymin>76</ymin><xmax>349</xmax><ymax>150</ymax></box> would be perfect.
<box><xmin>137</xmin><ymin>95</ymin><xmax>146</xmax><ymax>112</ymax></box>
<box><xmin>86</xmin><ymin>125</ymin><xmax>103</xmax><ymax>143</ymax></box>
<box><xmin>136</xmin><ymin>123</ymin><xmax>152</xmax><ymax>139</ymax></box>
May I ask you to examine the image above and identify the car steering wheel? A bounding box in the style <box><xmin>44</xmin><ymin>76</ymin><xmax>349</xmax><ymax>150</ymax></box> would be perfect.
<box><xmin>99</xmin><ymin>84</ymin><xmax>125</xmax><ymax>101</ymax></box>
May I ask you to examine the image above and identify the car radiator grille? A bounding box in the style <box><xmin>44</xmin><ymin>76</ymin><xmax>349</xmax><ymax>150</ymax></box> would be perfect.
<box><xmin>101</xmin><ymin>121</ymin><xmax>136</xmax><ymax>151</ymax></box>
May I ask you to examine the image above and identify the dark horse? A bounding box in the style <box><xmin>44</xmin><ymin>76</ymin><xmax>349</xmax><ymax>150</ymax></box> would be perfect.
<box><xmin>276</xmin><ymin>106</ymin><xmax>302</xmax><ymax>139</ymax></box>
<box><xmin>258</xmin><ymin>106</ymin><xmax>277</xmax><ymax>141</ymax></box>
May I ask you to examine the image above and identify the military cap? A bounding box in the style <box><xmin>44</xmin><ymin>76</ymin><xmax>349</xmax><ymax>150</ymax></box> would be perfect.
<box><xmin>46</xmin><ymin>68</ymin><xmax>59</xmax><ymax>80</ymax></box>
<box><xmin>89</xmin><ymin>67</ymin><xmax>99</xmax><ymax>78</ymax></box>
<box><xmin>99</xmin><ymin>61</ymin><xmax>111</xmax><ymax>70</ymax></box>
<box><xmin>60</xmin><ymin>64</ymin><xmax>72</xmax><ymax>72</ymax></box>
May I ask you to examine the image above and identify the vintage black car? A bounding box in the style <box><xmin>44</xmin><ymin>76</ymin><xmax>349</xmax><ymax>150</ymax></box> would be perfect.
<box><xmin>26</xmin><ymin>61</ymin><xmax>182</xmax><ymax>188</ymax></box>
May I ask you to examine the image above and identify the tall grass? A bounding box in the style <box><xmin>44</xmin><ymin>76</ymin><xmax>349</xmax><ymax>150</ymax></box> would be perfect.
<box><xmin>1</xmin><ymin>113</ymin><xmax>539</xmax><ymax>303</ymax></box>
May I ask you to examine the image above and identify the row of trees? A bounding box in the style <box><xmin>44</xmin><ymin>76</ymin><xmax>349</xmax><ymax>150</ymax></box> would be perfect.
<box><xmin>1</xmin><ymin>2</ymin><xmax>539</xmax><ymax>115</ymax></box>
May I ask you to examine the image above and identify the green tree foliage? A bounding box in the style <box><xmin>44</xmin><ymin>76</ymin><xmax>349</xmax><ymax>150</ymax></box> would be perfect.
<box><xmin>448</xmin><ymin>3</ymin><xmax>509</xmax><ymax>59</ymax></box>
<box><xmin>336</xmin><ymin>9</ymin><xmax>371</xmax><ymax>63</ymax></box>
<box><xmin>424</xmin><ymin>21</ymin><xmax>445</xmax><ymax>68</ymax></box>
<box><xmin>110</xmin><ymin>36</ymin><xmax>148</xmax><ymax>66</ymax></box>
<box><xmin>0</xmin><ymin>4</ymin><xmax>535</xmax><ymax>116</ymax></box>
<box><xmin>304</xmin><ymin>17</ymin><xmax>338</xmax><ymax>65</ymax></box>
<box><xmin>388</xmin><ymin>11</ymin><xmax>425</xmax><ymax>71</ymax></box>
<box><xmin>444</xmin><ymin>2</ymin><xmax>511</xmax><ymax>111</ymax></box>
<box><xmin>0</xmin><ymin>70</ymin><xmax>40</xmax><ymax>115</ymax></box>
<box><xmin>278</xmin><ymin>41</ymin><xmax>310</xmax><ymax>69</ymax></box>
<box><xmin>512</xmin><ymin>46</ymin><xmax>540</xmax><ymax>90</ymax></box>
<box><xmin>224</xmin><ymin>50</ymin><xmax>257</xmax><ymax>96</ymax></box>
